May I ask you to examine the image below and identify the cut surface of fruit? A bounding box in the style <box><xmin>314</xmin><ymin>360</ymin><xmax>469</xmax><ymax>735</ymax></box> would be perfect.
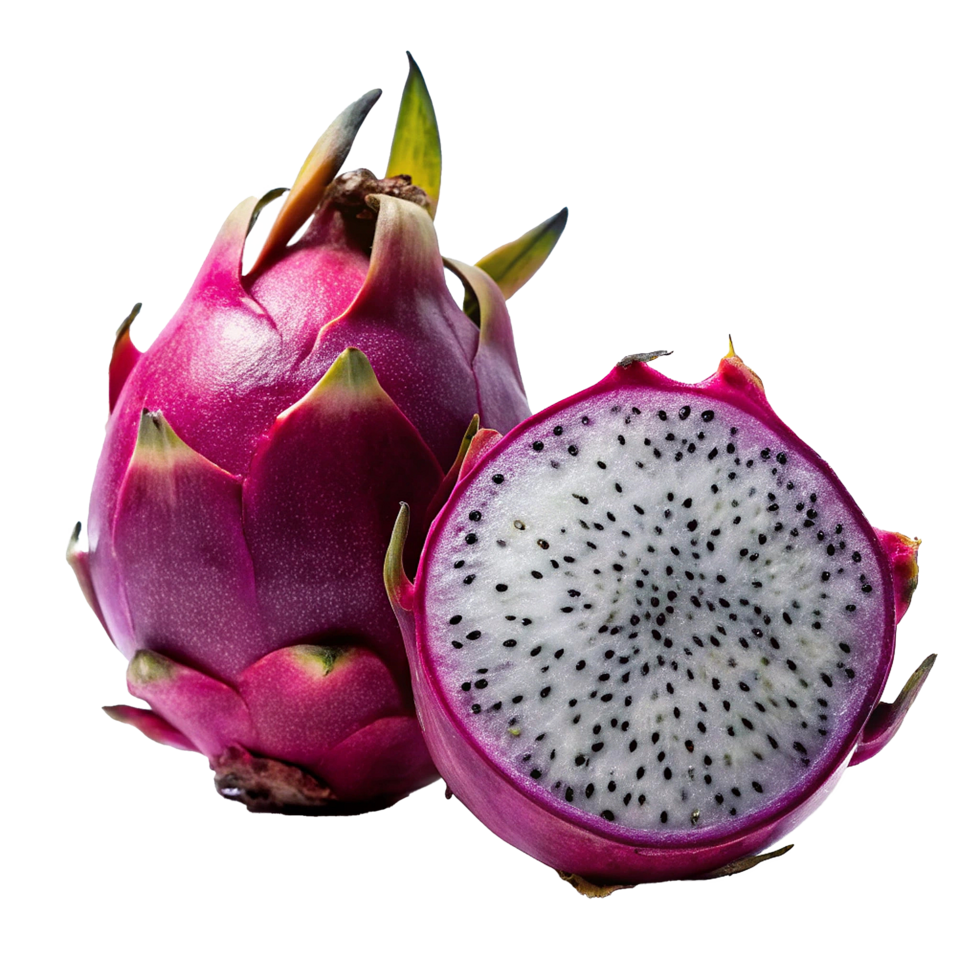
<box><xmin>417</xmin><ymin>366</ymin><xmax>895</xmax><ymax>844</ymax></box>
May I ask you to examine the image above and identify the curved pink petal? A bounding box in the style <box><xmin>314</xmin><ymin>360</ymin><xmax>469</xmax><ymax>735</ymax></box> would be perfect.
<box><xmin>459</xmin><ymin>429</ymin><xmax>503</xmax><ymax>482</ymax></box>
<box><xmin>307</xmin><ymin>195</ymin><xmax>482</xmax><ymax>469</ymax></box>
<box><xmin>126</xmin><ymin>650</ymin><xmax>253</xmax><ymax>758</ymax></box>
<box><xmin>103</xmin><ymin>704</ymin><xmax>196</xmax><ymax>752</ymax></box>
<box><xmin>239</xmin><ymin>644</ymin><xmax>408</xmax><ymax>770</ymax></box>
<box><xmin>875</xmin><ymin>528</ymin><xmax>920</xmax><ymax>623</ymax></box>
<box><xmin>66</xmin><ymin>523</ymin><xmax>110</xmax><ymax>638</ymax></box>
<box><xmin>109</xmin><ymin>303</ymin><xmax>142</xmax><ymax>413</ymax></box>
<box><xmin>315</xmin><ymin>716</ymin><xmax>437</xmax><ymax>800</ymax></box>
<box><xmin>445</xmin><ymin>257</ymin><xmax>529</xmax><ymax>435</ymax></box>
<box><xmin>242</xmin><ymin>348</ymin><xmax>443</xmax><ymax>668</ymax></box>
<box><xmin>112</xmin><ymin>411</ymin><xmax>265</xmax><ymax>677</ymax></box>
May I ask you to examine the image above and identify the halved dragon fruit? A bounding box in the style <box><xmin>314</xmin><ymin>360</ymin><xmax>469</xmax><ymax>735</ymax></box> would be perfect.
<box><xmin>386</xmin><ymin>346</ymin><xmax>934</xmax><ymax>886</ymax></box>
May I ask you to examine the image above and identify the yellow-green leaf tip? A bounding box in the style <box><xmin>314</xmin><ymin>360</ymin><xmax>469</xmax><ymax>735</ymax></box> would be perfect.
<box><xmin>476</xmin><ymin>207</ymin><xmax>568</xmax><ymax>300</ymax></box>
<box><xmin>386</xmin><ymin>52</ymin><xmax>441</xmax><ymax>217</ymax></box>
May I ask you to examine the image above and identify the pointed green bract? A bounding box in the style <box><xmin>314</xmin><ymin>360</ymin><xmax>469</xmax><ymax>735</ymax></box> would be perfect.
<box><xmin>384</xmin><ymin>502</ymin><xmax>413</xmax><ymax>610</ymax></box>
<box><xmin>425</xmin><ymin>415</ymin><xmax>480</xmax><ymax>527</ymax></box>
<box><xmin>109</xmin><ymin>303</ymin><xmax>143</xmax><ymax>412</ymax></box>
<box><xmin>128</xmin><ymin>649</ymin><xmax>177</xmax><ymax>686</ymax></box>
<box><xmin>303</xmin><ymin>347</ymin><xmax>386</xmax><ymax>410</ymax></box>
<box><xmin>67</xmin><ymin>521</ymin><xmax>110</xmax><ymax>634</ymax></box>
<box><xmin>700</xmin><ymin>845</ymin><xmax>795</xmax><ymax>879</ymax></box>
<box><xmin>247</xmin><ymin>187</ymin><xmax>288</xmax><ymax>235</ymax></box>
<box><xmin>135</xmin><ymin>410</ymin><xmax>192</xmax><ymax>458</ymax></box>
<box><xmin>476</xmin><ymin>208</ymin><xmax>568</xmax><ymax>300</ymax></box>
<box><xmin>850</xmin><ymin>654</ymin><xmax>937</xmax><ymax>766</ymax></box>
<box><xmin>254</xmin><ymin>89</ymin><xmax>382</xmax><ymax>269</ymax></box>
<box><xmin>115</xmin><ymin>302</ymin><xmax>142</xmax><ymax>345</ymax></box>
<box><xmin>385</xmin><ymin>53</ymin><xmax>441</xmax><ymax>217</ymax></box>
<box><xmin>292</xmin><ymin>644</ymin><xmax>346</xmax><ymax>676</ymax></box>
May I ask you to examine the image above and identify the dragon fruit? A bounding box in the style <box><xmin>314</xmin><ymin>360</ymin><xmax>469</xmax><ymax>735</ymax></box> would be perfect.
<box><xmin>68</xmin><ymin>56</ymin><xmax>567</xmax><ymax>814</ymax></box>
<box><xmin>386</xmin><ymin>345</ymin><xmax>934</xmax><ymax>886</ymax></box>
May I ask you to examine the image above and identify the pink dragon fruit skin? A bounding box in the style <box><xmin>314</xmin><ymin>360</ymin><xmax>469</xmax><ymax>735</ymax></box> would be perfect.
<box><xmin>386</xmin><ymin>346</ymin><xmax>935</xmax><ymax>884</ymax></box>
<box><xmin>69</xmin><ymin>60</ymin><xmax>567</xmax><ymax>814</ymax></box>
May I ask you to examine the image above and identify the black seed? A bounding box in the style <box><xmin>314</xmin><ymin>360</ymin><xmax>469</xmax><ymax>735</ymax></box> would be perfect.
<box><xmin>492</xmin><ymin>473</ymin><xmax>504</xmax><ymax>484</ymax></box>
<box><xmin>471</xmin><ymin>704</ymin><xmax>481</xmax><ymax>713</ymax></box>
<box><xmin>602</xmin><ymin>810</ymin><xmax>615</xmax><ymax>822</ymax></box>
<box><xmin>532</xmin><ymin>441</ymin><xmax>544</xmax><ymax>451</ymax></box>
<box><xmin>464</xmin><ymin>533</ymin><xmax>478</xmax><ymax>545</ymax></box>
<box><xmin>531</xmin><ymin>570</ymin><xmax>543</xmax><ymax>579</ymax></box>
<box><xmin>568</xmin><ymin>445</ymin><xmax>578</xmax><ymax>456</ymax></box>
<box><xmin>663</xmin><ymin>767</ymin><xmax>672</xmax><ymax>780</ymax></box>
<box><xmin>495</xmin><ymin>583</ymin><xmax>509</xmax><ymax>593</ymax></box>
<box><xmin>592</xmin><ymin>742</ymin><xmax>604</xmax><ymax>752</ymax></box>
<box><xmin>474</xmin><ymin>679</ymin><xmax>488</xmax><ymax>690</ymax></box>
<box><xmin>565</xmin><ymin>787</ymin><xmax>574</xmax><ymax>802</ymax></box>
<box><xmin>540</xmin><ymin>687</ymin><xmax>551</xmax><ymax>698</ymax></box>
<box><xmin>741</xmin><ymin>717</ymin><xmax>754</xmax><ymax>730</ymax></box>
<box><xmin>466</xmin><ymin>630</ymin><xmax>481</xmax><ymax>640</ymax></box>
<box><xmin>530</xmin><ymin>769</ymin><xmax>541</xmax><ymax>779</ymax></box>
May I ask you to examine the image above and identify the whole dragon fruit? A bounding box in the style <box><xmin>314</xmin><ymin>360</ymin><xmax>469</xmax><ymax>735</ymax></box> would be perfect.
<box><xmin>386</xmin><ymin>345</ymin><xmax>934</xmax><ymax>887</ymax></box>
<box><xmin>68</xmin><ymin>56</ymin><xmax>566</xmax><ymax>814</ymax></box>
